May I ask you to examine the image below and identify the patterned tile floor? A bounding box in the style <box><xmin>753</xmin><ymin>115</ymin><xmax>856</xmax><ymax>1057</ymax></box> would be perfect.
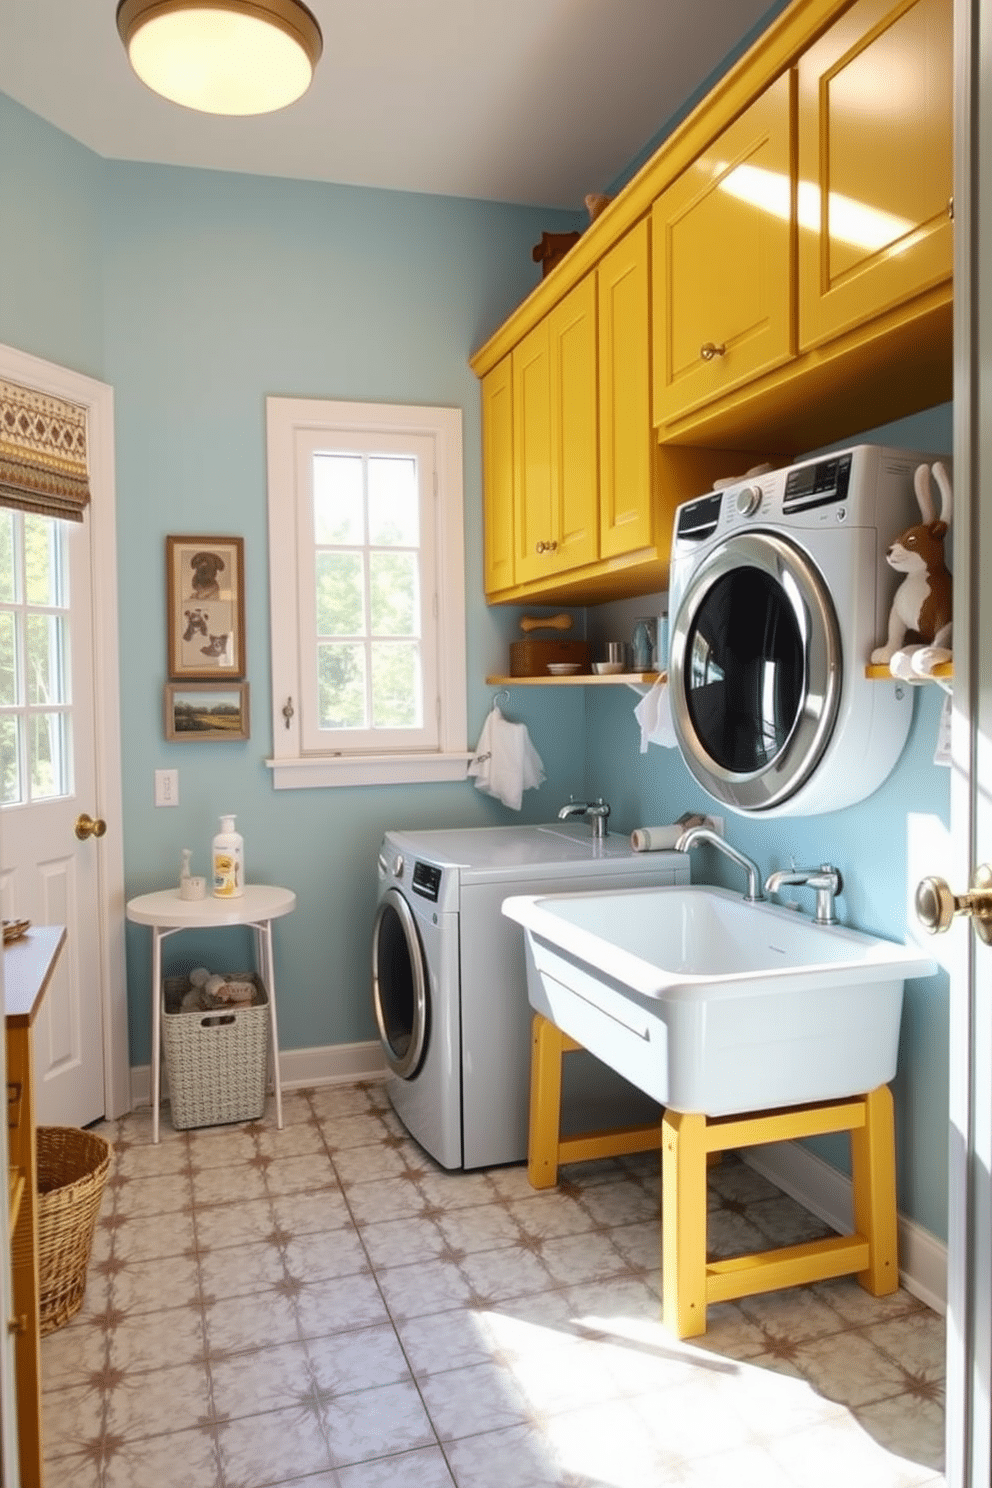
<box><xmin>42</xmin><ymin>1081</ymin><xmax>946</xmax><ymax>1488</ymax></box>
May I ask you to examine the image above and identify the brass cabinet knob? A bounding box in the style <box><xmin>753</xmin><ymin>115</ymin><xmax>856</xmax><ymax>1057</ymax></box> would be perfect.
<box><xmin>700</xmin><ymin>341</ymin><xmax>727</xmax><ymax>361</ymax></box>
<box><xmin>74</xmin><ymin>813</ymin><xmax>107</xmax><ymax>841</ymax></box>
<box><xmin>915</xmin><ymin>865</ymin><xmax>992</xmax><ymax>945</ymax></box>
<box><xmin>535</xmin><ymin>540</ymin><xmax>558</xmax><ymax>555</ymax></box>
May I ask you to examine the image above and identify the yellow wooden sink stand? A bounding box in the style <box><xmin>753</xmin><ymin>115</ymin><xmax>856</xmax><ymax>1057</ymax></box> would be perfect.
<box><xmin>528</xmin><ymin>1011</ymin><xmax>899</xmax><ymax>1340</ymax></box>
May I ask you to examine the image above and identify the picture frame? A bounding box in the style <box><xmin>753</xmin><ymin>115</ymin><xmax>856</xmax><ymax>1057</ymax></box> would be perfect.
<box><xmin>166</xmin><ymin>535</ymin><xmax>245</xmax><ymax>679</ymax></box>
<box><xmin>164</xmin><ymin>682</ymin><xmax>250</xmax><ymax>742</ymax></box>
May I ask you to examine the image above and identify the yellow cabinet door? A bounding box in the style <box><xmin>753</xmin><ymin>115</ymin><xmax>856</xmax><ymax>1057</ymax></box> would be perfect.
<box><xmin>599</xmin><ymin>218</ymin><xmax>656</xmax><ymax>559</ymax></box>
<box><xmin>797</xmin><ymin>0</ymin><xmax>952</xmax><ymax>352</ymax></box>
<box><xmin>513</xmin><ymin>274</ymin><xmax>598</xmax><ymax>584</ymax></box>
<box><xmin>482</xmin><ymin>356</ymin><xmax>515</xmax><ymax>596</ymax></box>
<box><xmin>653</xmin><ymin>71</ymin><xmax>795</xmax><ymax>428</ymax></box>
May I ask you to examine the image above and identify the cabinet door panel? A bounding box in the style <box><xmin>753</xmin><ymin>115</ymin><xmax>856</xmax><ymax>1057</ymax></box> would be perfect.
<box><xmin>482</xmin><ymin>358</ymin><xmax>515</xmax><ymax>595</ymax></box>
<box><xmin>653</xmin><ymin>72</ymin><xmax>795</xmax><ymax>428</ymax></box>
<box><xmin>599</xmin><ymin>219</ymin><xmax>655</xmax><ymax>559</ymax></box>
<box><xmin>549</xmin><ymin>275</ymin><xmax>598</xmax><ymax>572</ymax></box>
<box><xmin>797</xmin><ymin>0</ymin><xmax>952</xmax><ymax>350</ymax></box>
<box><xmin>512</xmin><ymin>320</ymin><xmax>553</xmax><ymax>585</ymax></box>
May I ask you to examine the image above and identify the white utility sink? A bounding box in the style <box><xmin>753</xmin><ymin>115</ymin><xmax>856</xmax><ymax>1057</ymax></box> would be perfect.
<box><xmin>502</xmin><ymin>886</ymin><xmax>936</xmax><ymax>1116</ymax></box>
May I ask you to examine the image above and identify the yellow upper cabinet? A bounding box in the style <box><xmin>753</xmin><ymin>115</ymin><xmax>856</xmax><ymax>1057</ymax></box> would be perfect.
<box><xmin>481</xmin><ymin>356</ymin><xmax>515</xmax><ymax>595</ymax></box>
<box><xmin>598</xmin><ymin>218</ymin><xmax>657</xmax><ymax>560</ymax></box>
<box><xmin>797</xmin><ymin>0</ymin><xmax>952</xmax><ymax>352</ymax></box>
<box><xmin>652</xmin><ymin>72</ymin><xmax>796</xmax><ymax>429</ymax></box>
<box><xmin>512</xmin><ymin>273</ymin><xmax>599</xmax><ymax>586</ymax></box>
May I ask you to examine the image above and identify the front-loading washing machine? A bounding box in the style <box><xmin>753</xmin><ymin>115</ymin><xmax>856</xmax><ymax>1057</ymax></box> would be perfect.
<box><xmin>667</xmin><ymin>444</ymin><xmax>948</xmax><ymax>817</ymax></box>
<box><xmin>372</xmin><ymin>824</ymin><xmax>689</xmax><ymax>1169</ymax></box>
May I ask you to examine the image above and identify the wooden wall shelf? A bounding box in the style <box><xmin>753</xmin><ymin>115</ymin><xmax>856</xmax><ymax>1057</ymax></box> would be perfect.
<box><xmin>865</xmin><ymin>663</ymin><xmax>953</xmax><ymax>682</ymax></box>
<box><xmin>486</xmin><ymin>673</ymin><xmax>661</xmax><ymax>687</ymax></box>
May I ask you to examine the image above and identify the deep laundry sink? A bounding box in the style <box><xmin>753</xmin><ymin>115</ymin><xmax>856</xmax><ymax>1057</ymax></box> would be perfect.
<box><xmin>501</xmin><ymin>886</ymin><xmax>937</xmax><ymax>1116</ymax></box>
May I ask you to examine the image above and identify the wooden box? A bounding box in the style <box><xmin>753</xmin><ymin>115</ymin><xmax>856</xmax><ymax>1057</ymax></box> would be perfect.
<box><xmin>509</xmin><ymin>639</ymin><xmax>590</xmax><ymax>676</ymax></box>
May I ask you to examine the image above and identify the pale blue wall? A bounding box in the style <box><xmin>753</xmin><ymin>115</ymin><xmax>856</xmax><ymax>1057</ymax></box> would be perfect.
<box><xmin>0</xmin><ymin>92</ymin><xmax>588</xmax><ymax>1062</ymax></box>
<box><xmin>1</xmin><ymin>88</ymin><xmax>952</xmax><ymax>1243</ymax></box>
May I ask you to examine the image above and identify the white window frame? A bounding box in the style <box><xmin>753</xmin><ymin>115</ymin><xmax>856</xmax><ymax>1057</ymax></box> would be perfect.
<box><xmin>265</xmin><ymin>397</ymin><xmax>469</xmax><ymax>789</ymax></box>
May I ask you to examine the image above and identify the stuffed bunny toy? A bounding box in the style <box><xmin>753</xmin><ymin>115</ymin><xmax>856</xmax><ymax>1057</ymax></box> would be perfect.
<box><xmin>870</xmin><ymin>460</ymin><xmax>952</xmax><ymax>680</ymax></box>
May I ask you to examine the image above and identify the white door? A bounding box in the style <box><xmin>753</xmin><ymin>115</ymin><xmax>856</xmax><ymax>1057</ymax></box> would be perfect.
<box><xmin>0</xmin><ymin>344</ymin><xmax>128</xmax><ymax>1128</ymax></box>
<box><xmin>940</xmin><ymin>4</ymin><xmax>992</xmax><ymax>1482</ymax></box>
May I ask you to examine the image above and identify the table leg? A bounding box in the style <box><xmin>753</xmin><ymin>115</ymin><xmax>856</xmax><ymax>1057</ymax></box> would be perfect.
<box><xmin>151</xmin><ymin>927</ymin><xmax>163</xmax><ymax>1144</ymax></box>
<box><xmin>255</xmin><ymin>921</ymin><xmax>283</xmax><ymax>1129</ymax></box>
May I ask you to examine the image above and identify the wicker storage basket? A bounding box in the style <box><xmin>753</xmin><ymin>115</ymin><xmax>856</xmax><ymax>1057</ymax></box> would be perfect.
<box><xmin>34</xmin><ymin>1126</ymin><xmax>111</xmax><ymax>1335</ymax></box>
<box><xmin>162</xmin><ymin>973</ymin><xmax>269</xmax><ymax>1130</ymax></box>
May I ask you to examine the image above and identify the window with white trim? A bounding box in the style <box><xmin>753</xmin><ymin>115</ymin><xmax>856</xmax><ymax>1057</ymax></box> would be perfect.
<box><xmin>266</xmin><ymin>398</ymin><xmax>469</xmax><ymax>789</ymax></box>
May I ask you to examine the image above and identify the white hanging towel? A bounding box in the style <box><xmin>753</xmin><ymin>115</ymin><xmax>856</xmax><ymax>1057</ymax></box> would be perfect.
<box><xmin>468</xmin><ymin>706</ymin><xmax>545</xmax><ymax>810</ymax></box>
<box><xmin>633</xmin><ymin>679</ymin><xmax>679</xmax><ymax>753</ymax></box>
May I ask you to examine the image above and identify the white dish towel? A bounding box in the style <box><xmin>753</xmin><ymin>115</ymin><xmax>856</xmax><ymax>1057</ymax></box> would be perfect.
<box><xmin>468</xmin><ymin>705</ymin><xmax>545</xmax><ymax>810</ymax></box>
<box><xmin>633</xmin><ymin>679</ymin><xmax>679</xmax><ymax>753</ymax></box>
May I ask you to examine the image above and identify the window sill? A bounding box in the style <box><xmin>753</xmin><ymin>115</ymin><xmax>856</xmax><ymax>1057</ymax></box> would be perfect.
<box><xmin>265</xmin><ymin>753</ymin><xmax>473</xmax><ymax>790</ymax></box>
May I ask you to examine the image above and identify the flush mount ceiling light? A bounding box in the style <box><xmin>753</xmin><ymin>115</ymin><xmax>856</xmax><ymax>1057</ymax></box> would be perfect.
<box><xmin>116</xmin><ymin>0</ymin><xmax>323</xmax><ymax>116</ymax></box>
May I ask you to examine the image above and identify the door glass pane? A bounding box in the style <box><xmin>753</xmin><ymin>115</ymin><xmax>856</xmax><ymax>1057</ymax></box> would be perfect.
<box><xmin>685</xmin><ymin>567</ymin><xmax>804</xmax><ymax>772</ymax></box>
<box><xmin>27</xmin><ymin>613</ymin><xmax>68</xmax><ymax>706</ymax></box>
<box><xmin>368</xmin><ymin>456</ymin><xmax>419</xmax><ymax>546</ymax></box>
<box><xmin>317</xmin><ymin>643</ymin><xmax>367</xmax><ymax>728</ymax></box>
<box><xmin>0</xmin><ymin>612</ymin><xmax>16</xmax><ymax>706</ymax></box>
<box><xmin>30</xmin><ymin>711</ymin><xmax>69</xmax><ymax>799</ymax></box>
<box><xmin>313</xmin><ymin>454</ymin><xmax>364</xmax><ymax>544</ymax></box>
<box><xmin>370</xmin><ymin>552</ymin><xmax>418</xmax><ymax>637</ymax></box>
<box><xmin>316</xmin><ymin>552</ymin><xmax>365</xmax><ymax>636</ymax></box>
<box><xmin>0</xmin><ymin>511</ymin><xmax>15</xmax><ymax>604</ymax></box>
<box><xmin>0</xmin><ymin>717</ymin><xmax>21</xmax><ymax>804</ymax></box>
<box><xmin>371</xmin><ymin>643</ymin><xmax>422</xmax><ymax>728</ymax></box>
<box><xmin>24</xmin><ymin>514</ymin><xmax>64</xmax><ymax>607</ymax></box>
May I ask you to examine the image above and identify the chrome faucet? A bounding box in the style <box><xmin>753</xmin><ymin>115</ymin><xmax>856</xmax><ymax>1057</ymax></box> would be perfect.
<box><xmin>764</xmin><ymin>865</ymin><xmax>842</xmax><ymax>925</ymax></box>
<box><xmin>674</xmin><ymin>824</ymin><xmax>764</xmax><ymax>902</ymax></box>
<box><xmin>557</xmin><ymin>797</ymin><xmax>611</xmax><ymax>841</ymax></box>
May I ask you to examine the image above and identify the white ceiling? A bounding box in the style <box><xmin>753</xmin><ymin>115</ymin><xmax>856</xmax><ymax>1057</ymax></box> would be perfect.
<box><xmin>0</xmin><ymin>1</ymin><xmax>775</xmax><ymax>208</ymax></box>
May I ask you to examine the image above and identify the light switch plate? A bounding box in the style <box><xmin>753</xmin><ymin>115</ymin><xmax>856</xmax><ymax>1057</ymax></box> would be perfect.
<box><xmin>155</xmin><ymin>769</ymin><xmax>179</xmax><ymax>807</ymax></box>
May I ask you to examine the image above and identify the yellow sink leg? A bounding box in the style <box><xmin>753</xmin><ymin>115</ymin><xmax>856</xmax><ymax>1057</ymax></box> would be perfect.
<box><xmin>528</xmin><ymin>1014</ymin><xmax>566</xmax><ymax>1189</ymax></box>
<box><xmin>852</xmin><ymin>1083</ymin><xmax>899</xmax><ymax>1295</ymax></box>
<box><xmin>662</xmin><ymin>1109</ymin><xmax>708</xmax><ymax>1338</ymax></box>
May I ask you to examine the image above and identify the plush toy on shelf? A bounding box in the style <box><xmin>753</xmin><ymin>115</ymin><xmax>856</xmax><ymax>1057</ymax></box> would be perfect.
<box><xmin>870</xmin><ymin>460</ymin><xmax>953</xmax><ymax>681</ymax></box>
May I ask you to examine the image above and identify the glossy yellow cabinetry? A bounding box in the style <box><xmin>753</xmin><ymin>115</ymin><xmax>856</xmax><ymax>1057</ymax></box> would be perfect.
<box><xmin>511</xmin><ymin>275</ymin><xmax>598</xmax><ymax>587</ymax></box>
<box><xmin>598</xmin><ymin>219</ymin><xmax>656</xmax><ymax>559</ymax></box>
<box><xmin>652</xmin><ymin>73</ymin><xmax>796</xmax><ymax>429</ymax></box>
<box><xmin>797</xmin><ymin>0</ymin><xmax>952</xmax><ymax>351</ymax></box>
<box><xmin>481</xmin><ymin>356</ymin><xmax>515</xmax><ymax>594</ymax></box>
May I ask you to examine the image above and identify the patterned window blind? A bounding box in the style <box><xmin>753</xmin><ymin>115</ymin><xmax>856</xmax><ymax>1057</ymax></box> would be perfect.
<box><xmin>0</xmin><ymin>378</ymin><xmax>90</xmax><ymax>522</ymax></box>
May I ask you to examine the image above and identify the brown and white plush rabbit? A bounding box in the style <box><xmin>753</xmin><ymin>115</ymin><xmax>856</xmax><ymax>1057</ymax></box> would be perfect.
<box><xmin>871</xmin><ymin>460</ymin><xmax>952</xmax><ymax>678</ymax></box>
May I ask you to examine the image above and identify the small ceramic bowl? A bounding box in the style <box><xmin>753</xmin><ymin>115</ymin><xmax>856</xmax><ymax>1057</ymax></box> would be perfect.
<box><xmin>592</xmin><ymin>661</ymin><xmax>625</xmax><ymax>675</ymax></box>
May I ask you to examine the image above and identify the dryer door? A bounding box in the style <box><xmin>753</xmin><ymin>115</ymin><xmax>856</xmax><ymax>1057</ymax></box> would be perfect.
<box><xmin>669</xmin><ymin>531</ymin><xmax>842</xmax><ymax>812</ymax></box>
<box><xmin>372</xmin><ymin>888</ymin><xmax>429</xmax><ymax>1078</ymax></box>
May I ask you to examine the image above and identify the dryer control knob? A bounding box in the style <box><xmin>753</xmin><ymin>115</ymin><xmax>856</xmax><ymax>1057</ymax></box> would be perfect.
<box><xmin>735</xmin><ymin>484</ymin><xmax>762</xmax><ymax>517</ymax></box>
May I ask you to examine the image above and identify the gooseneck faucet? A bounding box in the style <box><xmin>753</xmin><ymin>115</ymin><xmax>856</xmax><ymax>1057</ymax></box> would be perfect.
<box><xmin>557</xmin><ymin>797</ymin><xmax>611</xmax><ymax>841</ymax></box>
<box><xmin>764</xmin><ymin>865</ymin><xmax>842</xmax><ymax>925</ymax></box>
<box><xmin>674</xmin><ymin>824</ymin><xmax>764</xmax><ymax>902</ymax></box>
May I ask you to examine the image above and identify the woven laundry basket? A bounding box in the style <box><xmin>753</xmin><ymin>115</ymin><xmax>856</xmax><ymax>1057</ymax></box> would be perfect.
<box><xmin>162</xmin><ymin>973</ymin><xmax>269</xmax><ymax>1130</ymax></box>
<box><xmin>33</xmin><ymin>1126</ymin><xmax>111</xmax><ymax>1335</ymax></box>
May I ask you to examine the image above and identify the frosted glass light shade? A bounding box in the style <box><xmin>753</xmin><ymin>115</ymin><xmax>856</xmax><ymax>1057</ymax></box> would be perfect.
<box><xmin>116</xmin><ymin>0</ymin><xmax>323</xmax><ymax>116</ymax></box>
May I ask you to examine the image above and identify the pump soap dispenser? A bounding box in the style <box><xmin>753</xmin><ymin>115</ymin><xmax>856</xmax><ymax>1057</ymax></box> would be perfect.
<box><xmin>212</xmin><ymin>815</ymin><xmax>244</xmax><ymax>898</ymax></box>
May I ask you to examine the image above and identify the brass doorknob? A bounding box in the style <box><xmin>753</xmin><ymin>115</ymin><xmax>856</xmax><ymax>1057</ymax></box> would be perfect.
<box><xmin>74</xmin><ymin>813</ymin><xmax>107</xmax><ymax>841</ymax></box>
<box><xmin>915</xmin><ymin>864</ymin><xmax>992</xmax><ymax>945</ymax></box>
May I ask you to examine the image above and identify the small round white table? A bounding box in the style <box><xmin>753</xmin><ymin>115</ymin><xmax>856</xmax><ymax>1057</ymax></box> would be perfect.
<box><xmin>126</xmin><ymin>884</ymin><xmax>296</xmax><ymax>1142</ymax></box>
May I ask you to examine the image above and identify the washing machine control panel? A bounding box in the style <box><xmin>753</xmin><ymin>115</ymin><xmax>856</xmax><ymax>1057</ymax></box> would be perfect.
<box><xmin>412</xmin><ymin>861</ymin><xmax>442</xmax><ymax>902</ymax></box>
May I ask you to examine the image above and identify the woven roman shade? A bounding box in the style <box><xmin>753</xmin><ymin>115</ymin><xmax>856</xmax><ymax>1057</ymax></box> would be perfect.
<box><xmin>0</xmin><ymin>378</ymin><xmax>90</xmax><ymax>522</ymax></box>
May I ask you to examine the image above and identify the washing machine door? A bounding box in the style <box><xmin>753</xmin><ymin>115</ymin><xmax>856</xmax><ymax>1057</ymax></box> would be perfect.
<box><xmin>669</xmin><ymin>530</ymin><xmax>842</xmax><ymax>812</ymax></box>
<box><xmin>372</xmin><ymin>888</ymin><xmax>429</xmax><ymax>1078</ymax></box>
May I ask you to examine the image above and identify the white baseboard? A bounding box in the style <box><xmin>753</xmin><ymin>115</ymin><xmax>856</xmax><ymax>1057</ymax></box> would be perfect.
<box><xmin>129</xmin><ymin>1039</ymin><xmax>387</xmax><ymax>1110</ymax></box>
<box><xmin>743</xmin><ymin>1140</ymin><xmax>948</xmax><ymax>1316</ymax></box>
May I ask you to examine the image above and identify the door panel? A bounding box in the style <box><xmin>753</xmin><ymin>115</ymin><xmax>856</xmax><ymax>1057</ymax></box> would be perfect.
<box><xmin>482</xmin><ymin>356</ymin><xmax>514</xmax><ymax>596</ymax></box>
<box><xmin>599</xmin><ymin>218</ymin><xmax>656</xmax><ymax>559</ymax></box>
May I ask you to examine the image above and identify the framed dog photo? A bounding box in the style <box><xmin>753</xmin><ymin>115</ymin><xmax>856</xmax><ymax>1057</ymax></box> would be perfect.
<box><xmin>164</xmin><ymin>682</ymin><xmax>250</xmax><ymax>742</ymax></box>
<box><xmin>166</xmin><ymin>535</ymin><xmax>245</xmax><ymax>679</ymax></box>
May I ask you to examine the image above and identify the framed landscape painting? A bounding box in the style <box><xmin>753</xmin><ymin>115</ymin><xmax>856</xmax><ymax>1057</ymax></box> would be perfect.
<box><xmin>164</xmin><ymin>682</ymin><xmax>250</xmax><ymax>742</ymax></box>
